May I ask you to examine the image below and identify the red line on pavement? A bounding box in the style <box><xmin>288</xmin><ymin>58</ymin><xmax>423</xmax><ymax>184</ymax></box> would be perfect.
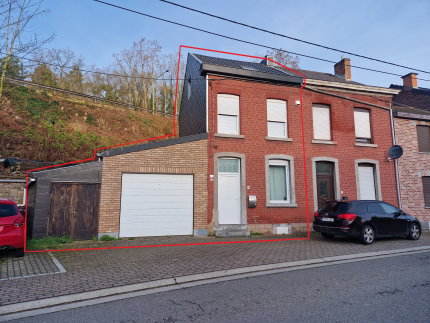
<box><xmin>24</xmin><ymin>45</ymin><xmax>309</xmax><ymax>253</ymax></box>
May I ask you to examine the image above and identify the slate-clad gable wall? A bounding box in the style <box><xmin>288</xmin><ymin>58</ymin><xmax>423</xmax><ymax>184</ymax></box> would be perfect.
<box><xmin>28</xmin><ymin>161</ymin><xmax>102</xmax><ymax>238</ymax></box>
<box><xmin>178</xmin><ymin>54</ymin><xmax>207</xmax><ymax>137</ymax></box>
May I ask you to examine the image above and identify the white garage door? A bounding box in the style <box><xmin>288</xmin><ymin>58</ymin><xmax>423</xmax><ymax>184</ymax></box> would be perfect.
<box><xmin>119</xmin><ymin>174</ymin><xmax>193</xmax><ymax>237</ymax></box>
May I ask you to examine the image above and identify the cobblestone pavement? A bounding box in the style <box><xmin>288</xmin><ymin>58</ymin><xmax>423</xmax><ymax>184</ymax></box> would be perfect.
<box><xmin>0</xmin><ymin>232</ymin><xmax>429</xmax><ymax>306</ymax></box>
<box><xmin>0</xmin><ymin>251</ymin><xmax>65</xmax><ymax>281</ymax></box>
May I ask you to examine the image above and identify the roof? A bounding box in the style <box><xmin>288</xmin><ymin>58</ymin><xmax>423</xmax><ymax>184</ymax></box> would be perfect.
<box><xmin>275</xmin><ymin>66</ymin><xmax>362</xmax><ymax>85</ymax></box>
<box><xmin>194</xmin><ymin>54</ymin><xmax>295</xmax><ymax>76</ymax></box>
<box><xmin>98</xmin><ymin>133</ymin><xmax>208</xmax><ymax>158</ymax></box>
<box><xmin>192</xmin><ymin>54</ymin><xmax>303</xmax><ymax>85</ymax></box>
<box><xmin>390</xmin><ymin>84</ymin><xmax>430</xmax><ymax>112</ymax></box>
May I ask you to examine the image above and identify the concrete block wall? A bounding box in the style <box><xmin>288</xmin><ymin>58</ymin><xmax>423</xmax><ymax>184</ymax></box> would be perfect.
<box><xmin>395</xmin><ymin>118</ymin><xmax>430</xmax><ymax>222</ymax></box>
<box><xmin>99</xmin><ymin>139</ymin><xmax>209</xmax><ymax>236</ymax></box>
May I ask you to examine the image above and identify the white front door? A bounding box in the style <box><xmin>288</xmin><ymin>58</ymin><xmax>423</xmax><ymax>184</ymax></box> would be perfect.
<box><xmin>218</xmin><ymin>158</ymin><xmax>241</xmax><ymax>224</ymax></box>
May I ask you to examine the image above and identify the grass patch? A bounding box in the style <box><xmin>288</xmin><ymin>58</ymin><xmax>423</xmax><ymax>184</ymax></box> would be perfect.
<box><xmin>128</xmin><ymin>237</ymin><xmax>135</xmax><ymax>240</ymax></box>
<box><xmin>26</xmin><ymin>236</ymin><xmax>73</xmax><ymax>250</ymax></box>
<box><xmin>99</xmin><ymin>235</ymin><xmax>118</xmax><ymax>241</ymax></box>
<box><xmin>250</xmin><ymin>232</ymin><xmax>263</xmax><ymax>236</ymax></box>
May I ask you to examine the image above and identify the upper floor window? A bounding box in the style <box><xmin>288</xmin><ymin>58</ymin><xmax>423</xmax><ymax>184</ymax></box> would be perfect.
<box><xmin>312</xmin><ymin>104</ymin><xmax>331</xmax><ymax>140</ymax></box>
<box><xmin>417</xmin><ymin>125</ymin><xmax>430</xmax><ymax>153</ymax></box>
<box><xmin>267</xmin><ymin>99</ymin><xmax>287</xmax><ymax>138</ymax></box>
<box><xmin>217</xmin><ymin>94</ymin><xmax>239</xmax><ymax>135</ymax></box>
<box><xmin>354</xmin><ymin>108</ymin><xmax>372</xmax><ymax>143</ymax></box>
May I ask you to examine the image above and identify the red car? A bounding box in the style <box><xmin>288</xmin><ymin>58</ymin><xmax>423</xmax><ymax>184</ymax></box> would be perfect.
<box><xmin>0</xmin><ymin>198</ymin><xmax>25</xmax><ymax>257</ymax></box>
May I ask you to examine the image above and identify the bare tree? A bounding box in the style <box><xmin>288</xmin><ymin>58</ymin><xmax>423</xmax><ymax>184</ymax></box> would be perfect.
<box><xmin>0</xmin><ymin>0</ymin><xmax>54</xmax><ymax>98</ymax></box>
<box><xmin>265</xmin><ymin>49</ymin><xmax>300</xmax><ymax>69</ymax></box>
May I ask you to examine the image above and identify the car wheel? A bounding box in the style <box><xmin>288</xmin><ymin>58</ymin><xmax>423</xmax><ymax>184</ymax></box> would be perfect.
<box><xmin>360</xmin><ymin>225</ymin><xmax>375</xmax><ymax>245</ymax></box>
<box><xmin>407</xmin><ymin>223</ymin><xmax>421</xmax><ymax>240</ymax></box>
<box><xmin>321</xmin><ymin>233</ymin><xmax>335</xmax><ymax>239</ymax></box>
<box><xmin>13</xmin><ymin>248</ymin><xmax>25</xmax><ymax>258</ymax></box>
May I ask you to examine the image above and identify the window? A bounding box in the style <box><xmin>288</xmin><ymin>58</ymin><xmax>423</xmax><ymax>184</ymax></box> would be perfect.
<box><xmin>355</xmin><ymin>203</ymin><xmax>368</xmax><ymax>213</ymax></box>
<box><xmin>417</xmin><ymin>126</ymin><xmax>430</xmax><ymax>153</ymax></box>
<box><xmin>357</xmin><ymin>164</ymin><xmax>376</xmax><ymax>200</ymax></box>
<box><xmin>354</xmin><ymin>108</ymin><xmax>372</xmax><ymax>143</ymax></box>
<box><xmin>217</xmin><ymin>94</ymin><xmax>239</xmax><ymax>135</ymax></box>
<box><xmin>422</xmin><ymin>176</ymin><xmax>430</xmax><ymax>207</ymax></box>
<box><xmin>379</xmin><ymin>203</ymin><xmax>398</xmax><ymax>214</ymax></box>
<box><xmin>269</xmin><ymin>160</ymin><xmax>290</xmax><ymax>203</ymax></box>
<box><xmin>312</xmin><ymin>104</ymin><xmax>331</xmax><ymax>140</ymax></box>
<box><xmin>267</xmin><ymin>99</ymin><xmax>287</xmax><ymax>138</ymax></box>
<box><xmin>187</xmin><ymin>76</ymin><xmax>191</xmax><ymax>100</ymax></box>
<box><xmin>367</xmin><ymin>203</ymin><xmax>383</xmax><ymax>213</ymax></box>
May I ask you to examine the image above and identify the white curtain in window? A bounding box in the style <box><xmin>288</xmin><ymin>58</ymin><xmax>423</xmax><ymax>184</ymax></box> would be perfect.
<box><xmin>354</xmin><ymin>110</ymin><xmax>371</xmax><ymax>139</ymax></box>
<box><xmin>218</xmin><ymin>115</ymin><xmax>238</xmax><ymax>134</ymax></box>
<box><xmin>358</xmin><ymin>166</ymin><xmax>376</xmax><ymax>200</ymax></box>
<box><xmin>267</xmin><ymin>100</ymin><xmax>287</xmax><ymax>122</ymax></box>
<box><xmin>269</xmin><ymin>164</ymin><xmax>289</xmax><ymax>201</ymax></box>
<box><xmin>313</xmin><ymin>105</ymin><xmax>331</xmax><ymax>140</ymax></box>
<box><xmin>218</xmin><ymin>94</ymin><xmax>239</xmax><ymax>115</ymax></box>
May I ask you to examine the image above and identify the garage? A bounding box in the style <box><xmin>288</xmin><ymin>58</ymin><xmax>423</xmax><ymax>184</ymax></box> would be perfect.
<box><xmin>119</xmin><ymin>173</ymin><xmax>194</xmax><ymax>237</ymax></box>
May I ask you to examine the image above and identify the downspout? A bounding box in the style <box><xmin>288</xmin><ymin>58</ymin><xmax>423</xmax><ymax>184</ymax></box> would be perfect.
<box><xmin>390</xmin><ymin>103</ymin><xmax>402</xmax><ymax>209</ymax></box>
<box><xmin>209</xmin><ymin>79</ymin><xmax>216</xmax><ymax>148</ymax></box>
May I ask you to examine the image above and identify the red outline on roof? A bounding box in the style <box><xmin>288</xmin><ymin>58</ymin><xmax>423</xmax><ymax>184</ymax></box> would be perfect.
<box><xmin>24</xmin><ymin>45</ymin><xmax>308</xmax><ymax>253</ymax></box>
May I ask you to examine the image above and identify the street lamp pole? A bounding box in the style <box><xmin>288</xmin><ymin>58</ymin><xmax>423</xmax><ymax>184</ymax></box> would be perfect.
<box><xmin>152</xmin><ymin>70</ymin><xmax>169</xmax><ymax>111</ymax></box>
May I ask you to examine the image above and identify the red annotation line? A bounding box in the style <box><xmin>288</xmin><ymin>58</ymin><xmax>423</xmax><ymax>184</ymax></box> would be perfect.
<box><xmin>24</xmin><ymin>45</ymin><xmax>309</xmax><ymax>253</ymax></box>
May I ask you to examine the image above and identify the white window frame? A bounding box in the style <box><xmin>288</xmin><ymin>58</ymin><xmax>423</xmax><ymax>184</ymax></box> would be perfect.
<box><xmin>267</xmin><ymin>99</ymin><xmax>287</xmax><ymax>138</ymax></box>
<box><xmin>312</xmin><ymin>104</ymin><xmax>331</xmax><ymax>140</ymax></box>
<box><xmin>265</xmin><ymin>155</ymin><xmax>297</xmax><ymax>207</ymax></box>
<box><xmin>354</xmin><ymin>108</ymin><xmax>372</xmax><ymax>143</ymax></box>
<box><xmin>217</xmin><ymin>94</ymin><xmax>240</xmax><ymax>135</ymax></box>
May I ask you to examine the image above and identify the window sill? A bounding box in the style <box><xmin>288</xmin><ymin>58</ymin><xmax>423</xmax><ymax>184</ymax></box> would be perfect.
<box><xmin>266</xmin><ymin>203</ymin><xmax>298</xmax><ymax>208</ymax></box>
<box><xmin>355</xmin><ymin>143</ymin><xmax>377</xmax><ymax>148</ymax></box>
<box><xmin>214</xmin><ymin>133</ymin><xmax>245</xmax><ymax>139</ymax></box>
<box><xmin>265</xmin><ymin>137</ymin><xmax>293</xmax><ymax>142</ymax></box>
<box><xmin>311</xmin><ymin>140</ymin><xmax>337</xmax><ymax>145</ymax></box>
<box><xmin>418</xmin><ymin>152</ymin><xmax>430</xmax><ymax>154</ymax></box>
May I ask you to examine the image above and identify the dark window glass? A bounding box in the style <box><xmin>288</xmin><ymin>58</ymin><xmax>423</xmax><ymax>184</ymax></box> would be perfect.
<box><xmin>379</xmin><ymin>203</ymin><xmax>398</xmax><ymax>214</ymax></box>
<box><xmin>0</xmin><ymin>204</ymin><xmax>18</xmax><ymax>217</ymax></box>
<box><xmin>319</xmin><ymin>202</ymin><xmax>351</xmax><ymax>214</ymax></box>
<box><xmin>417</xmin><ymin>126</ymin><xmax>430</xmax><ymax>153</ymax></box>
<box><xmin>316</xmin><ymin>162</ymin><xmax>333</xmax><ymax>175</ymax></box>
<box><xmin>367</xmin><ymin>203</ymin><xmax>383</xmax><ymax>213</ymax></box>
<box><xmin>355</xmin><ymin>203</ymin><xmax>368</xmax><ymax>213</ymax></box>
<box><xmin>422</xmin><ymin>176</ymin><xmax>430</xmax><ymax>207</ymax></box>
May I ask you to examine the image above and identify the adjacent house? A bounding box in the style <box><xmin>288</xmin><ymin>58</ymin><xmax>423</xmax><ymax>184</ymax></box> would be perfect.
<box><xmin>390</xmin><ymin>73</ymin><xmax>430</xmax><ymax>228</ymax></box>
<box><xmin>93</xmin><ymin>53</ymin><xmax>400</xmax><ymax>238</ymax></box>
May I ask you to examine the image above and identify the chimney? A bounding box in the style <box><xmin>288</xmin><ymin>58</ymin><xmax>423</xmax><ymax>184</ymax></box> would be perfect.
<box><xmin>401</xmin><ymin>73</ymin><xmax>418</xmax><ymax>88</ymax></box>
<box><xmin>334</xmin><ymin>58</ymin><xmax>351</xmax><ymax>81</ymax></box>
<box><xmin>260</xmin><ymin>55</ymin><xmax>274</xmax><ymax>67</ymax></box>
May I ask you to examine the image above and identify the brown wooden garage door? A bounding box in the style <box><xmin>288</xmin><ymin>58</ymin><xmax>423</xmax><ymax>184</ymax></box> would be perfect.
<box><xmin>48</xmin><ymin>183</ymin><xmax>100</xmax><ymax>240</ymax></box>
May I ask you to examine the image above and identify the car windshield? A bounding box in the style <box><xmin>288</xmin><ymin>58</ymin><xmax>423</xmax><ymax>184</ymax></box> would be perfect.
<box><xmin>0</xmin><ymin>204</ymin><xmax>19</xmax><ymax>217</ymax></box>
<box><xmin>318</xmin><ymin>202</ymin><xmax>351</xmax><ymax>214</ymax></box>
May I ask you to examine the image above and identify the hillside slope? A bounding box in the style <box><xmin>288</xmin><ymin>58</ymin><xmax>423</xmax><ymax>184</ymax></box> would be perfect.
<box><xmin>0</xmin><ymin>82</ymin><xmax>176</xmax><ymax>163</ymax></box>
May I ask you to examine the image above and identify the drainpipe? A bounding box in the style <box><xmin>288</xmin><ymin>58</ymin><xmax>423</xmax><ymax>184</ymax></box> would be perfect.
<box><xmin>209</xmin><ymin>79</ymin><xmax>216</xmax><ymax>149</ymax></box>
<box><xmin>389</xmin><ymin>104</ymin><xmax>402</xmax><ymax>209</ymax></box>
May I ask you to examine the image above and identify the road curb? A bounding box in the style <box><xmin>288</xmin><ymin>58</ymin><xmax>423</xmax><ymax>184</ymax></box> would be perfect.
<box><xmin>1</xmin><ymin>245</ymin><xmax>430</xmax><ymax>318</ymax></box>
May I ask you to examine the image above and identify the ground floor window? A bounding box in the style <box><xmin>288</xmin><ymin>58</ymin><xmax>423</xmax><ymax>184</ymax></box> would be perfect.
<box><xmin>357</xmin><ymin>163</ymin><xmax>376</xmax><ymax>200</ymax></box>
<box><xmin>269</xmin><ymin>160</ymin><xmax>290</xmax><ymax>203</ymax></box>
<box><xmin>422</xmin><ymin>176</ymin><xmax>430</xmax><ymax>207</ymax></box>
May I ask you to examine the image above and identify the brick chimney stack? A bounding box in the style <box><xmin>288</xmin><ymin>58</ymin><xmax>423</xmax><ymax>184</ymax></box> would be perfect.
<box><xmin>334</xmin><ymin>58</ymin><xmax>351</xmax><ymax>81</ymax></box>
<box><xmin>401</xmin><ymin>73</ymin><xmax>418</xmax><ymax>88</ymax></box>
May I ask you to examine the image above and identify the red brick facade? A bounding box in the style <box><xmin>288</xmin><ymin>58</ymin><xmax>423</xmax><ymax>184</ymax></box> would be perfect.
<box><xmin>207</xmin><ymin>76</ymin><xmax>398</xmax><ymax>232</ymax></box>
<box><xmin>395</xmin><ymin>117</ymin><xmax>430</xmax><ymax>222</ymax></box>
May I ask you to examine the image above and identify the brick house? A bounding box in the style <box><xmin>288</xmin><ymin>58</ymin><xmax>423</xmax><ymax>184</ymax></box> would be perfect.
<box><xmin>390</xmin><ymin>73</ymin><xmax>430</xmax><ymax>227</ymax></box>
<box><xmin>94</xmin><ymin>53</ymin><xmax>400</xmax><ymax>238</ymax></box>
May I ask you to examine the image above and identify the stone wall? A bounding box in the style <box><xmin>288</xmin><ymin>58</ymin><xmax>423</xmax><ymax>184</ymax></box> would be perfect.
<box><xmin>0</xmin><ymin>181</ymin><xmax>25</xmax><ymax>205</ymax></box>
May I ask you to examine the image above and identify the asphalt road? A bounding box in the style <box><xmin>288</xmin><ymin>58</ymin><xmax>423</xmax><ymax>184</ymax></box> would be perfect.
<box><xmin>9</xmin><ymin>251</ymin><xmax>430</xmax><ymax>323</ymax></box>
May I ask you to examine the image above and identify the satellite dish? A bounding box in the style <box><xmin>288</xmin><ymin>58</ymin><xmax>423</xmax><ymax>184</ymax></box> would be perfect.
<box><xmin>388</xmin><ymin>145</ymin><xmax>403</xmax><ymax>159</ymax></box>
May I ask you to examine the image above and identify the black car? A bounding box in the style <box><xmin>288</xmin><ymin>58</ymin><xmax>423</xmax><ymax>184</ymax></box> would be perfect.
<box><xmin>313</xmin><ymin>200</ymin><xmax>421</xmax><ymax>245</ymax></box>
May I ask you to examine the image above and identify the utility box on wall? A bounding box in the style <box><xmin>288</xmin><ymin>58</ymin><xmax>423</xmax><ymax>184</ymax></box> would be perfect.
<box><xmin>248</xmin><ymin>195</ymin><xmax>257</xmax><ymax>208</ymax></box>
<box><xmin>273</xmin><ymin>223</ymin><xmax>291</xmax><ymax>235</ymax></box>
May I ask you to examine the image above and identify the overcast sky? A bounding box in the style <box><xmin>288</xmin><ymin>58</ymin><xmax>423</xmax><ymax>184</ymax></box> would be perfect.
<box><xmin>32</xmin><ymin>0</ymin><xmax>430</xmax><ymax>88</ymax></box>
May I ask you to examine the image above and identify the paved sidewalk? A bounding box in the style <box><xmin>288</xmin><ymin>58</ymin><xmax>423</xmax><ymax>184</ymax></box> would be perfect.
<box><xmin>0</xmin><ymin>232</ymin><xmax>429</xmax><ymax>306</ymax></box>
